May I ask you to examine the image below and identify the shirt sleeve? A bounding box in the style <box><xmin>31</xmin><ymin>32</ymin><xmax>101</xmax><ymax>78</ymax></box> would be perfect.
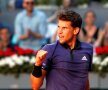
<box><xmin>14</xmin><ymin>14</ymin><xmax>23</xmax><ymax>40</ymax></box>
<box><xmin>38</xmin><ymin>13</ymin><xmax>48</xmax><ymax>37</ymax></box>
<box><xmin>41</xmin><ymin>45</ymin><xmax>52</xmax><ymax>71</ymax></box>
<box><xmin>88</xmin><ymin>46</ymin><xmax>93</xmax><ymax>71</ymax></box>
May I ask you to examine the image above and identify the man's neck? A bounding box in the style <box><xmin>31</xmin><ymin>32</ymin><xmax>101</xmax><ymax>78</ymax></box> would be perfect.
<box><xmin>67</xmin><ymin>36</ymin><xmax>76</xmax><ymax>49</ymax></box>
<box><xmin>27</xmin><ymin>11</ymin><xmax>33</xmax><ymax>17</ymax></box>
<box><xmin>86</xmin><ymin>24</ymin><xmax>94</xmax><ymax>28</ymax></box>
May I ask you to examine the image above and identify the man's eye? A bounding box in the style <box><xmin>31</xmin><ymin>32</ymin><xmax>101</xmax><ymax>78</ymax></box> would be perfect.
<box><xmin>63</xmin><ymin>27</ymin><xmax>67</xmax><ymax>29</ymax></box>
<box><xmin>58</xmin><ymin>26</ymin><xmax>60</xmax><ymax>28</ymax></box>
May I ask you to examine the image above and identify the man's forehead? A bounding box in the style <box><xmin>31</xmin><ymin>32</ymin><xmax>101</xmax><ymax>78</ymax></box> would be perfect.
<box><xmin>0</xmin><ymin>28</ymin><xmax>9</xmax><ymax>32</ymax></box>
<box><xmin>58</xmin><ymin>20</ymin><xmax>72</xmax><ymax>26</ymax></box>
<box><xmin>23</xmin><ymin>0</ymin><xmax>34</xmax><ymax>2</ymax></box>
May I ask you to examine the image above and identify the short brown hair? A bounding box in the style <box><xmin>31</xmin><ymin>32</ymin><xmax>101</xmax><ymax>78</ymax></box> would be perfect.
<box><xmin>57</xmin><ymin>8</ymin><xmax>82</xmax><ymax>28</ymax></box>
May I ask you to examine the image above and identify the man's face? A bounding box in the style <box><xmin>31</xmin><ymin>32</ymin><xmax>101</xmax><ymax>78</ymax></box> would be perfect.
<box><xmin>85</xmin><ymin>12</ymin><xmax>95</xmax><ymax>25</ymax></box>
<box><xmin>23</xmin><ymin>0</ymin><xmax>34</xmax><ymax>12</ymax></box>
<box><xmin>57</xmin><ymin>20</ymin><xmax>78</xmax><ymax>44</ymax></box>
<box><xmin>0</xmin><ymin>28</ymin><xmax>10</xmax><ymax>42</ymax></box>
<box><xmin>63</xmin><ymin>0</ymin><xmax>71</xmax><ymax>8</ymax></box>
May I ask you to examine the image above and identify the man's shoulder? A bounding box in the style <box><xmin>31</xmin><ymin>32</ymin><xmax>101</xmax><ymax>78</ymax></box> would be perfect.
<box><xmin>34</xmin><ymin>9</ymin><xmax>46</xmax><ymax>17</ymax></box>
<box><xmin>80</xmin><ymin>42</ymin><xmax>93</xmax><ymax>56</ymax></box>
<box><xmin>42</xmin><ymin>41</ymin><xmax>58</xmax><ymax>51</ymax></box>
<box><xmin>80</xmin><ymin>42</ymin><xmax>93</xmax><ymax>50</ymax></box>
<box><xmin>45</xmin><ymin>41</ymin><xmax>58</xmax><ymax>48</ymax></box>
<box><xmin>15</xmin><ymin>10</ymin><xmax>26</xmax><ymax>20</ymax></box>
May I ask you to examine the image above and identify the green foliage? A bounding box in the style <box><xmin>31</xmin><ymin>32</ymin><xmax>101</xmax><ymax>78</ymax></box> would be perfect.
<box><xmin>55</xmin><ymin>0</ymin><xmax>62</xmax><ymax>6</ymax></box>
<box><xmin>93</xmin><ymin>54</ymin><xmax>108</xmax><ymax>78</ymax></box>
<box><xmin>0</xmin><ymin>62</ymin><xmax>34</xmax><ymax>78</ymax></box>
<box><xmin>78</xmin><ymin>0</ymin><xmax>88</xmax><ymax>5</ymax></box>
<box><xmin>34</xmin><ymin>0</ymin><xmax>62</xmax><ymax>6</ymax></box>
<box><xmin>34</xmin><ymin>0</ymin><xmax>108</xmax><ymax>6</ymax></box>
<box><xmin>34</xmin><ymin>0</ymin><xmax>88</xmax><ymax>6</ymax></box>
<box><xmin>34</xmin><ymin>0</ymin><xmax>51</xmax><ymax>5</ymax></box>
<box><xmin>101</xmin><ymin>0</ymin><xmax>108</xmax><ymax>4</ymax></box>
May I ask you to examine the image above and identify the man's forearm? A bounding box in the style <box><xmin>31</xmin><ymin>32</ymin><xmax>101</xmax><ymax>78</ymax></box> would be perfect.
<box><xmin>31</xmin><ymin>70</ymin><xmax>47</xmax><ymax>90</ymax></box>
<box><xmin>31</xmin><ymin>32</ymin><xmax>43</xmax><ymax>39</ymax></box>
<box><xmin>19</xmin><ymin>35</ymin><xmax>28</xmax><ymax>40</ymax></box>
<box><xmin>31</xmin><ymin>74</ymin><xmax>44</xmax><ymax>90</ymax></box>
<box><xmin>31</xmin><ymin>50</ymin><xmax>47</xmax><ymax>90</ymax></box>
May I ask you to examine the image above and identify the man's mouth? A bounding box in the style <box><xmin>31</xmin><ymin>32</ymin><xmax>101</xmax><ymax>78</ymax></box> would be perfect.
<box><xmin>59</xmin><ymin>36</ymin><xmax>64</xmax><ymax>38</ymax></box>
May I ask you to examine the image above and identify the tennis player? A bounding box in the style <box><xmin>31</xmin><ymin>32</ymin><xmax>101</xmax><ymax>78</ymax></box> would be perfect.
<box><xmin>31</xmin><ymin>8</ymin><xmax>93</xmax><ymax>90</ymax></box>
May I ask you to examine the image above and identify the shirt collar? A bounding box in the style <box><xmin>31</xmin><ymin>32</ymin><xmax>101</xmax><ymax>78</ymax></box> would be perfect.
<box><xmin>59</xmin><ymin>38</ymin><xmax>81</xmax><ymax>50</ymax></box>
<box><xmin>25</xmin><ymin>9</ymin><xmax>35</xmax><ymax>17</ymax></box>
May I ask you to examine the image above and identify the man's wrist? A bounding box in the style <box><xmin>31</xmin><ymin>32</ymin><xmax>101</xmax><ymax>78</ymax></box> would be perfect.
<box><xmin>32</xmin><ymin>65</ymin><xmax>42</xmax><ymax>78</ymax></box>
<box><xmin>35</xmin><ymin>58</ymin><xmax>42</xmax><ymax>66</ymax></box>
<box><xmin>35</xmin><ymin>63</ymin><xmax>42</xmax><ymax>66</ymax></box>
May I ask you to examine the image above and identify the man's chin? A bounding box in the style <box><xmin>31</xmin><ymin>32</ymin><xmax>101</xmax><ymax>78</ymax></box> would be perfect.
<box><xmin>59</xmin><ymin>40</ymin><xmax>65</xmax><ymax>44</ymax></box>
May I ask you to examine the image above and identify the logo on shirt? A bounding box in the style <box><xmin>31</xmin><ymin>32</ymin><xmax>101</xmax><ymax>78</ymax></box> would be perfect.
<box><xmin>81</xmin><ymin>56</ymin><xmax>87</xmax><ymax>61</ymax></box>
<box><xmin>43</xmin><ymin>63</ymin><xmax>46</xmax><ymax>66</ymax></box>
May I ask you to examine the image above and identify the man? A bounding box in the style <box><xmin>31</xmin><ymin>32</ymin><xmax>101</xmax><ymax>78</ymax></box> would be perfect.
<box><xmin>31</xmin><ymin>9</ymin><xmax>93</xmax><ymax>90</ymax></box>
<box><xmin>15</xmin><ymin>0</ymin><xmax>47</xmax><ymax>50</ymax></box>
<box><xmin>0</xmin><ymin>26</ymin><xmax>15</xmax><ymax>50</ymax></box>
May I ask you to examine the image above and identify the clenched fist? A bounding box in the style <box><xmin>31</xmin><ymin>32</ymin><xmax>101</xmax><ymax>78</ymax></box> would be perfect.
<box><xmin>35</xmin><ymin>50</ymin><xmax>48</xmax><ymax>66</ymax></box>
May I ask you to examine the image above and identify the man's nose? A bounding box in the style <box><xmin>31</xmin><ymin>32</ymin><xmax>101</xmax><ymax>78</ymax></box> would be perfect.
<box><xmin>58</xmin><ymin>28</ymin><xmax>63</xmax><ymax>34</ymax></box>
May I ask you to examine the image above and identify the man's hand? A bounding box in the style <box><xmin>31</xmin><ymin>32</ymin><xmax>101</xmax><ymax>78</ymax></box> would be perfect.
<box><xmin>28</xmin><ymin>29</ymin><xmax>43</xmax><ymax>39</ymax></box>
<box><xmin>35</xmin><ymin>50</ymin><xmax>48</xmax><ymax>66</ymax></box>
<box><xmin>19</xmin><ymin>33</ymin><xmax>29</xmax><ymax>40</ymax></box>
<box><xmin>28</xmin><ymin>29</ymin><xmax>32</xmax><ymax>35</ymax></box>
<box><xmin>19</xmin><ymin>29</ymin><xmax>33</xmax><ymax>40</ymax></box>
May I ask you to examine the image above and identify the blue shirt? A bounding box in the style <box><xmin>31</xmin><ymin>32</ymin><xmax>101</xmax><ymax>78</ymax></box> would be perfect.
<box><xmin>41</xmin><ymin>39</ymin><xmax>93</xmax><ymax>90</ymax></box>
<box><xmin>15</xmin><ymin>9</ymin><xmax>47</xmax><ymax>50</ymax></box>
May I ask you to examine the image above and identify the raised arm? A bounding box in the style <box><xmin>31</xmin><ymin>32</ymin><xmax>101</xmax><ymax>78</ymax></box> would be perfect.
<box><xmin>30</xmin><ymin>50</ymin><xmax>48</xmax><ymax>90</ymax></box>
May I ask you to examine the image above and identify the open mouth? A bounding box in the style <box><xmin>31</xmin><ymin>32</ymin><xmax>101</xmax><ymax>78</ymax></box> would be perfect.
<box><xmin>59</xmin><ymin>36</ymin><xmax>64</xmax><ymax>38</ymax></box>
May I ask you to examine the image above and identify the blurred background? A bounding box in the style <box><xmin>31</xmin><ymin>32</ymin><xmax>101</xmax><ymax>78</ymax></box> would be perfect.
<box><xmin>0</xmin><ymin>0</ymin><xmax>108</xmax><ymax>90</ymax></box>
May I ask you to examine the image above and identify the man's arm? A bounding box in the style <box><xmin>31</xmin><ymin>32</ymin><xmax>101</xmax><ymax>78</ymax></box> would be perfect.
<box><xmin>30</xmin><ymin>70</ymin><xmax>47</xmax><ymax>90</ymax></box>
<box><xmin>85</xmin><ymin>79</ymin><xmax>90</xmax><ymax>90</ymax></box>
<box><xmin>94</xmin><ymin>29</ymin><xmax>105</xmax><ymax>46</ymax></box>
<box><xmin>30</xmin><ymin>50</ymin><xmax>48</xmax><ymax>90</ymax></box>
<box><xmin>38</xmin><ymin>13</ymin><xmax>47</xmax><ymax>38</ymax></box>
<box><xmin>15</xmin><ymin>14</ymin><xmax>29</xmax><ymax>41</ymax></box>
<box><xmin>19</xmin><ymin>34</ymin><xmax>29</xmax><ymax>40</ymax></box>
<box><xmin>28</xmin><ymin>12</ymin><xmax>47</xmax><ymax>39</ymax></box>
<box><xmin>28</xmin><ymin>30</ymin><xmax>43</xmax><ymax>39</ymax></box>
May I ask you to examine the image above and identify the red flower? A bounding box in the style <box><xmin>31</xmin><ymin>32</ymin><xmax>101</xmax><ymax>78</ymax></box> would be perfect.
<box><xmin>96</xmin><ymin>46</ymin><xmax>108</xmax><ymax>55</ymax></box>
<box><xmin>4</xmin><ymin>48</ymin><xmax>15</xmax><ymax>56</ymax></box>
<box><xmin>95</xmin><ymin>47</ymin><xmax>104</xmax><ymax>55</ymax></box>
<box><xmin>14</xmin><ymin>46</ymin><xmax>35</xmax><ymax>55</ymax></box>
<box><xmin>17</xmin><ymin>49</ymin><xmax>25</xmax><ymax>55</ymax></box>
<box><xmin>14</xmin><ymin>46</ymin><xmax>25</xmax><ymax>55</ymax></box>
<box><xmin>103</xmin><ymin>46</ymin><xmax>108</xmax><ymax>54</ymax></box>
<box><xmin>0</xmin><ymin>50</ymin><xmax>4</xmax><ymax>56</ymax></box>
<box><xmin>24</xmin><ymin>49</ymin><xmax>34</xmax><ymax>55</ymax></box>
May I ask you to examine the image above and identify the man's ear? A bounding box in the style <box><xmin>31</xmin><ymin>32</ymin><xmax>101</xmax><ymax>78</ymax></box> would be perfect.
<box><xmin>73</xmin><ymin>27</ymin><xmax>80</xmax><ymax>35</ymax></box>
